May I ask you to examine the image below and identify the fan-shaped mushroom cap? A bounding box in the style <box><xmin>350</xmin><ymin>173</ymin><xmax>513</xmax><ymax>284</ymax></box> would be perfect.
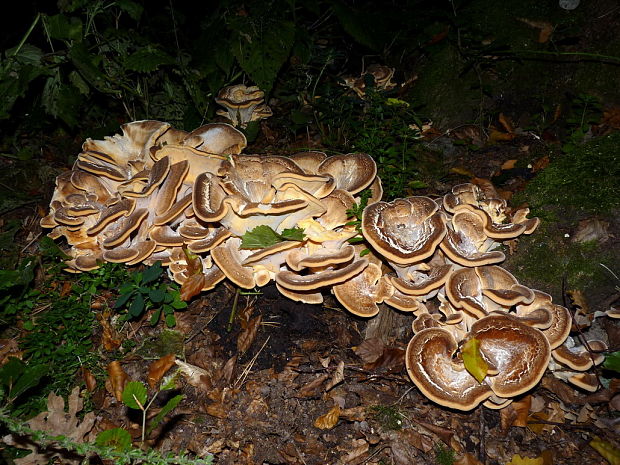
<box><xmin>211</xmin><ymin>237</ymin><xmax>255</xmax><ymax>289</ymax></box>
<box><xmin>276</xmin><ymin>258</ymin><xmax>369</xmax><ymax>291</ymax></box>
<box><xmin>151</xmin><ymin>145</ymin><xmax>225</xmax><ymax>184</ymax></box>
<box><xmin>316</xmin><ymin>189</ymin><xmax>356</xmax><ymax>230</ymax></box>
<box><xmin>440</xmin><ymin>208</ymin><xmax>505</xmax><ymax>267</ymax></box>
<box><xmin>516</xmin><ymin>291</ymin><xmax>571</xmax><ymax>349</ymax></box>
<box><xmin>215</xmin><ymin>85</ymin><xmax>271</xmax><ymax>128</ymax></box>
<box><xmin>552</xmin><ymin>338</ymin><xmax>607</xmax><ymax>371</ymax></box>
<box><xmin>182</xmin><ymin>123</ymin><xmax>247</xmax><ymax>154</ymax></box>
<box><xmin>446</xmin><ymin>267</ymin><xmax>487</xmax><ymax>318</ymax></box>
<box><xmin>286</xmin><ymin>244</ymin><xmax>356</xmax><ymax>272</ymax></box>
<box><xmin>332</xmin><ymin>263</ymin><xmax>393</xmax><ymax>317</ymax></box>
<box><xmin>362</xmin><ymin>197</ymin><xmax>446</xmax><ymax>265</ymax></box>
<box><xmin>272</xmin><ymin>172</ymin><xmax>335</xmax><ymax>199</ymax></box>
<box><xmin>406</xmin><ymin>327</ymin><xmax>494</xmax><ymax>410</ymax></box>
<box><xmin>318</xmin><ymin>153</ymin><xmax>377</xmax><ymax>195</ymax></box>
<box><xmin>384</xmin><ymin>288</ymin><xmax>427</xmax><ymax>312</ymax></box>
<box><xmin>470</xmin><ymin>314</ymin><xmax>550</xmax><ymax>398</ymax></box>
<box><xmin>476</xmin><ymin>266</ymin><xmax>534</xmax><ymax>306</ymax></box>
<box><xmin>289</xmin><ymin>151</ymin><xmax>328</xmax><ymax>174</ymax></box>
<box><xmin>389</xmin><ymin>264</ymin><xmax>453</xmax><ymax>297</ymax></box>
<box><xmin>276</xmin><ymin>283</ymin><xmax>324</xmax><ymax>305</ymax></box>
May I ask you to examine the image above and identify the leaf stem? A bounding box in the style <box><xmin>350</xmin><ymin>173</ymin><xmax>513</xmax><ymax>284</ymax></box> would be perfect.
<box><xmin>11</xmin><ymin>13</ymin><xmax>41</xmax><ymax>58</ymax></box>
<box><xmin>227</xmin><ymin>287</ymin><xmax>240</xmax><ymax>333</ymax></box>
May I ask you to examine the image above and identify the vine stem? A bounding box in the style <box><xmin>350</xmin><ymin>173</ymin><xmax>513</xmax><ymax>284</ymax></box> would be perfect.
<box><xmin>495</xmin><ymin>49</ymin><xmax>620</xmax><ymax>63</ymax></box>
<box><xmin>227</xmin><ymin>287</ymin><xmax>241</xmax><ymax>332</ymax></box>
<box><xmin>10</xmin><ymin>13</ymin><xmax>41</xmax><ymax>58</ymax></box>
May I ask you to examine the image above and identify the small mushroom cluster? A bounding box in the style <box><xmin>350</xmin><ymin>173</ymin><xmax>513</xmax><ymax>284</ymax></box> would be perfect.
<box><xmin>342</xmin><ymin>64</ymin><xmax>397</xmax><ymax>98</ymax></box>
<box><xmin>41</xmin><ymin>121</ymin><xmax>603</xmax><ymax>411</ymax></box>
<box><xmin>215</xmin><ymin>84</ymin><xmax>272</xmax><ymax>128</ymax></box>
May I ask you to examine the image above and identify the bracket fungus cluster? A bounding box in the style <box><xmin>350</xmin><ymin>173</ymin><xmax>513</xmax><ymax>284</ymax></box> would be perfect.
<box><xmin>42</xmin><ymin>120</ymin><xmax>608</xmax><ymax>411</ymax></box>
<box><xmin>215</xmin><ymin>84</ymin><xmax>272</xmax><ymax>128</ymax></box>
<box><xmin>342</xmin><ymin>64</ymin><xmax>397</xmax><ymax>98</ymax></box>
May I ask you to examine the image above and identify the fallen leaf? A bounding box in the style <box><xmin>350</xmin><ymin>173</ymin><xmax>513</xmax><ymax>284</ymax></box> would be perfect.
<box><xmin>180</xmin><ymin>272</ymin><xmax>206</xmax><ymax>302</ymax></box>
<box><xmin>507</xmin><ymin>454</ymin><xmax>544</xmax><ymax>465</ymax></box>
<box><xmin>314</xmin><ymin>405</ymin><xmax>341</xmax><ymax>429</ymax></box>
<box><xmin>97</xmin><ymin>311</ymin><xmax>121</xmax><ymax>352</ymax></box>
<box><xmin>325</xmin><ymin>360</ymin><xmax>345</xmax><ymax>391</ymax></box>
<box><xmin>147</xmin><ymin>354</ymin><xmax>176</xmax><ymax>389</ymax></box>
<box><xmin>340</xmin><ymin>406</ymin><xmax>366</xmax><ymax>422</ymax></box>
<box><xmin>237</xmin><ymin>315</ymin><xmax>261</xmax><ymax>354</ymax></box>
<box><xmin>341</xmin><ymin>438</ymin><xmax>369</xmax><ymax>463</ymax></box>
<box><xmin>415</xmin><ymin>420</ymin><xmax>454</xmax><ymax>446</ymax></box>
<box><xmin>517</xmin><ymin>18</ymin><xmax>554</xmax><ymax>43</ymax></box>
<box><xmin>572</xmin><ymin>218</ymin><xmax>610</xmax><ymax>244</ymax></box>
<box><xmin>106</xmin><ymin>361</ymin><xmax>129</xmax><ymax>402</ymax></box>
<box><xmin>488</xmin><ymin>128</ymin><xmax>516</xmax><ymax>143</ymax></box>
<box><xmin>450</xmin><ymin>166</ymin><xmax>476</xmax><ymax>178</ymax></box>
<box><xmin>175</xmin><ymin>359</ymin><xmax>212</xmax><ymax>391</ymax></box>
<box><xmin>455</xmin><ymin>452</ymin><xmax>484</xmax><ymax>465</ymax></box>
<box><xmin>220</xmin><ymin>355</ymin><xmax>236</xmax><ymax>385</ymax></box>
<box><xmin>462</xmin><ymin>338</ymin><xmax>488</xmax><ymax>383</ymax></box>
<box><xmin>298</xmin><ymin>373</ymin><xmax>329</xmax><ymax>397</ymax></box>
<box><xmin>364</xmin><ymin>346</ymin><xmax>405</xmax><ymax>372</ymax></box>
<box><xmin>501</xmin><ymin>159</ymin><xmax>518</xmax><ymax>170</ymax></box>
<box><xmin>531</xmin><ymin>156</ymin><xmax>550</xmax><ymax>173</ymax></box>
<box><xmin>205</xmin><ymin>402</ymin><xmax>229</xmax><ymax>419</ymax></box>
<box><xmin>501</xmin><ymin>395</ymin><xmax>531</xmax><ymax>429</ymax></box>
<box><xmin>2</xmin><ymin>387</ymin><xmax>95</xmax><ymax>465</ymax></box>
<box><xmin>590</xmin><ymin>437</ymin><xmax>620</xmax><ymax>465</ymax></box>
<box><xmin>81</xmin><ymin>366</ymin><xmax>97</xmax><ymax>392</ymax></box>
<box><xmin>498</xmin><ymin>113</ymin><xmax>515</xmax><ymax>133</ymax></box>
<box><xmin>353</xmin><ymin>338</ymin><xmax>385</xmax><ymax>364</ymax></box>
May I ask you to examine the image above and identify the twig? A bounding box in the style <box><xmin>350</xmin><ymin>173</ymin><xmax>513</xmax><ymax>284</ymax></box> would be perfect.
<box><xmin>227</xmin><ymin>287</ymin><xmax>241</xmax><ymax>333</ymax></box>
<box><xmin>234</xmin><ymin>335</ymin><xmax>270</xmax><ymax>388</ymax></box>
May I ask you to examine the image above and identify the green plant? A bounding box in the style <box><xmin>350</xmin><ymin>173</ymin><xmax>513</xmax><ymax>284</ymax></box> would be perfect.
<box><xmin>562</xmin><ymin>94</ymin><xmax>602</xmax><ymax>154</ymax></box>
<box><xmin>368</xmin><ymin>404</ymin><xmax>404</xmax><ymax>431</ymax></box>
<box><xmin>0</xmin><ymin>407</ymin><xmax>212</xmax><ymax>465</ymax></box>
<box><xmin>434</xmin><ymin>443</ymin><xmax>456</xmax><ymax>465</ymax></box>
<box><xmin>114</xmin><ymin>261</ymin><xmax>187</xmax><ymax>327</ymax></box>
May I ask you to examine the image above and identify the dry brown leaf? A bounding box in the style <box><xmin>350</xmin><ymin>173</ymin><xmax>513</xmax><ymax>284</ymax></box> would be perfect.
<box><xmin>572</xmin><ymin>218</ymin><xmax>610</xmax><ymax>244</ymax></box>
<box><xmin>60</xmin><ymin>281</ymin><xmax>73</xmax><ymax>298</ymax></box>
<box><xmin>220</xmin><ymin>355</ymin><xmax>237</xmax><ymax>385</ymax></box>
<box><xmin>180</xmin><ymin>272</ymin><xmax>206</xmax><ymax>301</ymax></box>
<box><xmin>507</xmin><ymin>454</ymin><xmax>545</xmax><ymax>465</ymax></box>
<box><xmin>541</xmin><ymin>375</ymin><xmax>584</xmax><ymax>405</ymax></box>
<box><xmin>501</xmin><ymin>159</ymin><xmax>518</xmax><ymax>170</ymax></box>
<box><xmin>498</xmin><ymin>113</ymin><xmax>515</xmax><ymax>133</ymax></box>
<box><xmin>341</xmin><ymin>406</ymin><xmax>366</xmax><ymax>422</ymax></box>
<box><xmin>175</xmin><ymin>359</ymin><xmax>212</xmax><ymax>391</ymax></box>
<box><xmin>517</xmin><ymin>18</ymin><xmax>554</xmax><ymax>43</ymax></box>
<box><xmin>106</xmin><ymin>360</ymin><xmax>128</xmax><ymax>402</ymax></box>
<box><xmin>81</xmin><ymin>366</ymin><xmax>97</xmax><ymax>392</ymax></box>
<box><xmin>531</xmin><ymin>156</ymin><xmax>550</xmax><ymax>173</ymax></box>
<box><xmin>455</xmin><ymin>452</ymin><xmax>484</xmax><ymax>465</ymax></box>
<box><xmin>415</xmin><ymin>420</ymin><xmax>454</xmax><ymax>446</ymax></box>
<box><xmin>353</xmin><ymin>338</ymin><xmax>385</xmax><ymax>364</ymax></box>
<box><xmin>501</xmin><ymin>395</ymin><xmax>531</xmax><ymax>429</ymax></box>
<box><xmin>364</xmin><ymin>346</ymin><xmax>405</xmax><ymax>372</ymax></box>
<box><xmin>298</xmin><ymin>373</ymin><xmax>329</xmax><ymax>397</ymax></box>
<box><xmin>489</xmin><ymin>128</ymin><xmax>516</xmax><ymax>143</ymax></box>
<box><xmin>450</xmin><ymin>166</ymin><xmax>476</xmax><ymax>178</ymax></box>
<box><xmin>314</xmin><ymin>405</ymin><xmax>341</xmax><ymax>429</ymax></box>
<box><xmin>3</xmin><ymin>387</ymin><xmax>95</xmax><ymax>465</ymax></box>
<box><xmin>341</xmin><ymin>438</ymin><xmax>369</xmax><ymax>463</ymax></box>
<box><xmin>237</xmin><ymin>314</ymin><xmax>261</xmax><ymax>354</ymax></box>
<box><xmin>601</xmin><ymin>106</ymin><xmax>620</xmax><ymax>130</ymax></box>
<box><xmin>568</xmin><ymin>289</ymin><xmax>590</xmax><ymax>314</ymax></box>
<box><xmin>147</xmin><ymin>353</ymin><xmax>176</xmax><ymax>388</ymax></box>
<box><xmin>97</xmin><ymin>310</ymin><xmax>121</xmax><ymax>352</ymax></box>
<box><xmin>205</xmin><ymin>402</ymin><xmax>229</xmax><ymax>419</ymax></box>
<box><xmin>325</xmin><ymin>360</ymin><xmax>345</xmax><ymax>391</ymax></box>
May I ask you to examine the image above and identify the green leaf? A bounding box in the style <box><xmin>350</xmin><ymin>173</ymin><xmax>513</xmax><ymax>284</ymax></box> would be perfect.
<box><xmin>331</xmin><ymin>1</ymin><xmax>379</xmax><ymax>51</ymax></box>
<box><xmin>165</xmin><ymin>313</ymin><xmax>176</xmax><ymax>328</ymax></box>
<box><xmin>408</xmin><ymin>180</ymin><xmax>429</xmax><ymax>189</ymax></box>
<box><xmin>229</xmin><ymin>18</ymin><xmax>295</xmax><ymax>93</ymax></box>
<box><xmin>116</xmin><ymin>0</ymin><xmax>144</xmax><ymax>21</ymax></box>
<box><xmin>5</xmin><ymin>44</ymin><xmax>44</xmax><ymax>65</ymax></box>
<box><xmin>0</xmin><ymin>359</ymin><xmax>46</xmax><ymax>401</ymax></box>
<box><xmin>141</xmin><ymin>261</ymin><xmax>163</xmax><ymax>285</ymax></box>
<box><xmin>148</xmin><ymin>288</ymin><xmax>166</xmax><ymax>303</ymax></box>
<box><xmin>0</xmin><ymin>256</ymin><xmax>36</xmax><ymax>291</ymax></box>
<box><xmin>114</xmin><ymin>289</ymin><xmax>135</xmax><ymax>309</ymax></box>
<box><xmin>124</xmin><ymin>47</ymin><xmax>175</xmax><ymax>73</ymax></box>
<box><xmin>150</xmin><ymin>308</ymin><xmax>162</xmax><ymax>326</ymax></box>
<box><xmin>603</xmin><ymin>351</ymin><xmax>620</xmax><ymax>374</ymax></box>
<box><xmin>68</xmin><ymin>42</ymin><xmax>110</xmax><ymax>93</ymax></box>
<box><xmin>146</xmin><ymin>394</ymin><xmax>183</xmax><ymax>436</ymax></box>
<box><xmin>462</xmin><ymin>338</ymin><xmax>488</xmax><ymax>383</ymax></box>
<box><xmin>121</xmin><ymin>381</ymin><xmax>148</xmax><ymax>409</ymax></box>
<box><xmin>128</xmin><ymin>293</ymin><xmax>145</xmax><ymax>317</ymax></box>
<box><xmin>280</xmin><ymin>227</ymin><xmax>305</xmax><ymax>241</ymax></box>
<box><xmin>240</xmin><ymin>225</ymin><xmax>305</xmax><ymax>249</ymax></box>
<box><xmin>68</xmin><ymin>70</ymin><xmax>89</xmax><ymax>95</ymax></box>
<box><xmin>38</xmin><ymin>236</ymin><xmax>70</xmax><ymax>260</ymax></box>
<box><xmin>44</xmin><ymin>14</ymin><xmax>82</xmax><ymax>41</ymax></box>
<box><xmin>95</xmin><ymin>428</ymin><xmax>132</xmax><ymax>452</ymax></box>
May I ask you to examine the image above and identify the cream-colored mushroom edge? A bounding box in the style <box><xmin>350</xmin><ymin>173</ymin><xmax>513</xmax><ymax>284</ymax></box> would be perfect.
<box><xmin>41</xmin><ymin>120</ymin><xmax>612</xmax><ymax>411</ymax></box>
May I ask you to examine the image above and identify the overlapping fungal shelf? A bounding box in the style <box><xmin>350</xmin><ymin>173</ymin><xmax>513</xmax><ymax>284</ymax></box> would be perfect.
<box><xmin>41</xmin><ymin>120</ymin><xmax>609</xmax><ymax>411</ymax></box>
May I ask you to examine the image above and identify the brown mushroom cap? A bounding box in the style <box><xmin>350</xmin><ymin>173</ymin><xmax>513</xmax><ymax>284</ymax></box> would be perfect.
<box><xmin>289</xmin><ymin>151</ymin><xmax>328</xmax><ymax>174</ymax></box>
<box><xmin>211</xmin><ymin>238</ymin><xmax>255</xmax><ymax>289</ymax></box>
<box><xmin>276</xmin><ymin>259</ymin><xmax>369</xmax><ymax>291</ymax></box>
<box><xmin>332</xmin><ymin>263</ymin><xmax>392</xmax><ymax>317</ymax></box>
<box><xmin>182</xmin><ymin>123</ymin><xmax>247</xmax><ymax>155</ymax></box>
<box><xmin>406</xmin><ymin>328</ymin><xmax>494</xmax><ymax>410</ymax></box>
<box><xmin>516</xmin><ymin>291</ymin><xmax>571</xmax><ymax>350</ymax></box>
<box><xmin>446</xmin><ymin>267</ymin><xmax>487</xmax><ymax>318</ymax></box>
<box><xmin>362</xmin><ymin>197</ymin><xmax>447</xmax><ymax>265</ymax></box>
<box><xmin>389</xmin><ymin>264</ymin><xmax>453</xmax><ymax>297</ymax></box>
<box><xmin>552</xmin><ymin>338</ymin><xmax>607</xmax><ymax>371</ymax></box>
<box><xmin>317</xmin><ymin>153</ymin><xmax>377</xmax><ymax>195</ymax></box>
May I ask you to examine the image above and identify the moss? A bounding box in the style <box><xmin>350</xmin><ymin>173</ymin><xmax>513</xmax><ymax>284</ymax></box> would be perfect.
<box><xmin>516</xmin><ymin>133</ymin><xmax>620</xmax><ymax>217</ymax></box>
<box><xmin>506</xmin><ymin>222</ymin><xmax>615</xmax><ymax>302</ymax></box>
<box><xmin>368</xmin><ymin>404</ymin><xmax>404</xmax><ymax>431</ymax></box>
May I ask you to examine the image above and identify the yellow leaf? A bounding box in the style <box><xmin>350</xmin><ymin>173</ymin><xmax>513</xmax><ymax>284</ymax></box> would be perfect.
<box><xmin>590</xmin><ymin>437</ymin><xmax>620</xmax><ymax>465</ymax></box>
<box><xmin>506</xmin><ymin>454</ymin><xmax>544</xmax><ymax>465</ymax></box>
<box><xmin>462</xmin><ymin>338</ymin><xmax>488</xmax><ymax>383</ymax></box>
<box><xmin>314</xmin><ymin>405</ymin><xmax>341</xmax><ymax>430</ymax></box>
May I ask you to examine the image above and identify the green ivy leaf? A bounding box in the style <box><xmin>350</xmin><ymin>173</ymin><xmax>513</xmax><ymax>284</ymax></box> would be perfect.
<box><xmin>240</xmin><ymin>225</ymin><xmax>305</xmax><ymax>249</ymax></box>
<box><xmin>462</xmin><ymin>338</ymin><xmax>488</xmax><ymax>383</ymax></box>
<box><xmin>141</xmin><ymin>261</ymin><xmax>163</xmax><ymax>285</ymax></box>
<box><xmin>44</xmin><ymin>14</ymin><xmax>83</xmax><ymax>41</ymax></box>
<box><xmin>146</xmin><ymin>394</ymin><xmax>183</xmax><ymax>435</ymax></box>
<box><xmin>121</xmin><ymin>381</ymin><xmax>148</xmax><ymax>409</ymax></box>
<box><xmin>125</xmin><ymin>47</ymin><xmax>175</xmax><ymax>73</ymax></box>
<box><xmin>114</xmin><ymin>289</ymin><xmax>135</xmax><ymax>309</ymax></box>
<box><xmin>603</xmin><ymin>351</ymin><xmax>620</xmax><ymax>374</ymax></box>
<box><xmin>95</xmin><ymin>427</ymin><xmax>132</xmax><ymax>452</ymax></box>
<box><xmin>128</xmin><ymin>292</ymin><xmax>145</xmax><ymax>317</ymax></box>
